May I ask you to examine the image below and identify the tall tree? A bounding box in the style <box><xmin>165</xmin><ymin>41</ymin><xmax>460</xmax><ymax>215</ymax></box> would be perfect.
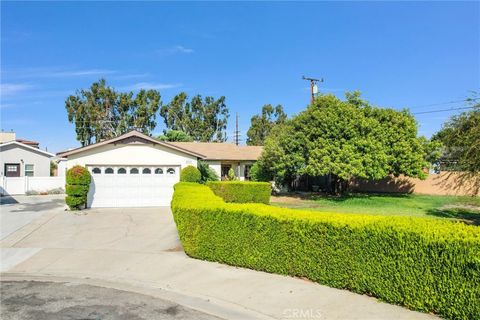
<box><xmin>246</xmin><ymin>104</ymin><xmax>287</xmax><ymax>145</ymax></box>
<box><xmin>160</xmin><ymin>92</ymin><xmax>229</xmax><ymax>142</ymax></box>
<box><xmin>258</xmin><ymin>93</ymin><xmax>429</xmax><ymax>193</ymax></box>
<box><xmin>65</xmin><ymin>79</ymin><xmax>161</xmax><ymax>146</ymax></box>
<box><xmin>157</xmin><ymin>130</ymin><xmax>193</xmax><ymax>142</ymax></box>
<box><xmin>432</xmin><ymin>94</ymin><xmax>480</xmax><ymax>172</ymax></box>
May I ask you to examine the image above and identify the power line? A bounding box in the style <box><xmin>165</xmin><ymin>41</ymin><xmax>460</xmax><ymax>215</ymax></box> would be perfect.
<box><xmin>413</xmin><ymin>106</ymin><xmax>475</xmax><ymax>115</ymax></box>
<box><xmin>408</xmin><ymin>97</ymin><xmax>479</xmax><ymax>110</ymax></box>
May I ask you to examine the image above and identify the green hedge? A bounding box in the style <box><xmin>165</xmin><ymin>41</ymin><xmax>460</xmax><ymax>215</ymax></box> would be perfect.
<box><xmin>65</xmin><ymin>184</ymin><xmax>89</xmax><ymax>196</ymax></box>
<box><xmin>180</xmin><ymin>166</ymin><xmax>202</xmax><ymax>183</ymax></box>
<box><xmin>65</xmin><ymin>166</ymin><xmax>91</xmax><ymax>210</ymax></box>
<box><xmin>172</xmin><ymin>183</ymin><xmax>480</xmax><ymax>320</ymax></box>
<box><xmin>206</xmin><ymin>181</ymin><xmax>271</xmax><ymax>204</ymax></box>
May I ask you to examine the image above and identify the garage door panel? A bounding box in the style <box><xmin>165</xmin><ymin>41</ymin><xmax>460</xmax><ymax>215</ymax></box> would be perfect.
<box><xmin>86</xmin><ymin>166</ymin><xmax>179</xmax><ymax>208</ymax></box>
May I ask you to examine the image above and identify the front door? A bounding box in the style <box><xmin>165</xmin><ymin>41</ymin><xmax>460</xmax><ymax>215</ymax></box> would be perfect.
<box><xmin>221</xmin><ymin>164</ymin><xmax>231</xmax><ymax>180</ymax></box>
<box><xmin>5</xmin><ymin>163</ymin><xmax>20</xmax><ymax>177</ymax></box>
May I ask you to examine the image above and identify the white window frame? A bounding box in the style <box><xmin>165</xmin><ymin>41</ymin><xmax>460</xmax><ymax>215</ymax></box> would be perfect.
<box><xmin>25</xmin><ymin>164</ymin><xmax>34</xmax><ymax>177</ymax></box>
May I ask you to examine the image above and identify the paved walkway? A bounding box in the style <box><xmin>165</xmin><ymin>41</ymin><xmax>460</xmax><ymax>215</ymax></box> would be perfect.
<box><xmin>0</xmin><ymin>197</ymin><xmax>438</xmax><ymax>320</ymax></box>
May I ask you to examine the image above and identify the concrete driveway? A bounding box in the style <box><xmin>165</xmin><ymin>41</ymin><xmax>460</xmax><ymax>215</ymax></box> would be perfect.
<box><xmin>0</xmin><ymin>197</ymin><xmax>438</xmax><ymax>320</ymax></box>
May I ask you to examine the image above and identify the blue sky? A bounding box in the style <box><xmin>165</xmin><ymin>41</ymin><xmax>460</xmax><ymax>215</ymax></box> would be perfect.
<box><xmin>1</xmin><ymin>1</ymin><xmax>479</xmax><ymax>152</ymax></box>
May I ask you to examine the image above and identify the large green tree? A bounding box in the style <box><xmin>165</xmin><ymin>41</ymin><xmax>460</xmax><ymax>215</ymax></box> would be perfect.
<box><xmin>65</xmin><ymin>79</ymin><xmax>161</xmax><ymax>146</ymax></box>
<box><xmin>159</xmin><ymin>92</ymin><xmax>229</xmax><ymax>142</ymax></box>
<box><xmin>157</xmin><ymin>130</ymin><xmax>193</xmax><ymax>142</ymax></box>
<box><xmin>258</xmin><ymin>93</ymin><xmax>430</xmax><ymax>193</ymax></box>
<box><xmin>246</xmin><ymin>104</ymin><xmax>287</xmax><ymax>145</ymax></box>
<box><xmin>433</xmin><ymin>94</ymin><xmax>480</xmax><ymax>172</ymax></box>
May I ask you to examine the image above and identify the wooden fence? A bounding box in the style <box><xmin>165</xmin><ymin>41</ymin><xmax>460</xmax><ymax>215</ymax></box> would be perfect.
<box><xmin>350</xmin><ymin>172</ymin><xmax>480</xmax><ymax>196</ymax></box>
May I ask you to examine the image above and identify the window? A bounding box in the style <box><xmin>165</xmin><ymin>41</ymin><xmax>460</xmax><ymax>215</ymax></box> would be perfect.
<box><xmin>130</xmin><ymin>168</ymin><xmax>139</xmax><ymax>174</ymax></box>
<box><xmin>155</xmin><ymin>168</ymin><xmax>163</xmax><ymax>174</ymax></box>
<box><xmin>117</xmin><ymin>168</ymin><xmax>126</xmax><ymax>174</ymax></box>
<box><xmin>105</xmin><ymin>167</ymin><xmax>114</xmax><ymax>174</ymax></box>
<box><xmin>25</xmin><ymin>164</ymin><xmax>34</xmax><ymax>177</ymax></box>
<box><xmin>167</xmin><ymin>168</ymin><xmax>175</xmax><ymax>175</ymax></box>
<box><xmin>92</xmin><ymin>167</ymin><xmax>101</xmax><ymax>174</ymax></box>
<box><xmin>142</xmin><ymin>168</ymin><xmax>151</xmax><ymax>174</ymax></box>
<box><xmin>6</xmin><ymin>165</ymin><xmax>18</xmax><ymax>172</ymax></box>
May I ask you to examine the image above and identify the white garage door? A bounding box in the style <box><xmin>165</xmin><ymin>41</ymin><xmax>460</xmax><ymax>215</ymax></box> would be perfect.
<box><xmin>86</xmin><ymin>165</ymin><xmax>180</xmax><ymax>208</ymax></box>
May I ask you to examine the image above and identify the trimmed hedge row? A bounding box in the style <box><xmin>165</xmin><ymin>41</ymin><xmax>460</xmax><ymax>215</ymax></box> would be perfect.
<box><xmin>206</xmin><ymin>181</ymin><xmax>271</xmax><ymax>204</ymax></box>
<box><xmin>172</xmin><ymin>182</ymin><xmax>480</xmax><ymax>320</ymax></box>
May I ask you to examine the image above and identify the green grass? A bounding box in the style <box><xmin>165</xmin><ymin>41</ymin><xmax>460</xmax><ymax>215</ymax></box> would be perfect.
<box><xmin>272</xmin><ymin>193</ymin><xmax>480</xmax><ymax>224</ymax></box>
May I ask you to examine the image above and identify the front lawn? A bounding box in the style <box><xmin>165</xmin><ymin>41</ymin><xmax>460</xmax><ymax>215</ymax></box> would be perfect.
<box><xmin>271</xmin><ymin>193</ymin><xmax>480</xmax><ymax>224</ymax></box>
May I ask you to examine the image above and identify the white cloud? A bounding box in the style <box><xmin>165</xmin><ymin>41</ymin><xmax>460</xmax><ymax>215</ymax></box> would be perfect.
<box><xmin>0</xmin><ymin>83</ymin><xmax>32</xmax><ymax>96</ymax></box>
<box><xmin>156</xmin><ymin>45</ymin><xmax>195</xmax><ymax>56</ymax></box>
<box><xmin>3</xmin><ymin>67</ymin><xmax>116</xmax><ymax>79</ymax></box>
<box><xmin>49</xmin><ymin>69</ymin><xmax>116</xmax><ymax>77</ymax></box>
<box><xmin>0</xmin><ymin>103</ymin><xmax>15</xmax><ymax>109</ymax></box>
<box><xmin>121</xmin><ymin>82</ymin><xmax>182</xmax><ymax>91</ymax></box>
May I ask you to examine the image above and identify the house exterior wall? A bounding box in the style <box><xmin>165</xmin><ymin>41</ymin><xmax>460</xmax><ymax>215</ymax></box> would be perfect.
<box><xmin>0</xmin><ymin>132</ymin><xmax>16</xmax><ymax>143</ymax></box>
<box><xmin>57</xmin><ymin>159</ymin><xmax>67</xmax><ymax>176</ymax></box>
<box><xmin>204</xmin><ymin>160</ymin><xmax>221</xmax><ymax>179</ymax></box>
<box><xmin>65</xmin><ymin>143</ymin><xmax>198</xmax><ymax>170</ymax></box>
<box><xmin>0</xmin><ymin>144</ymin><xmax>51</xmax><ymax>177</ymax></box>
<box><xmin>204</xmin><ymin>160</ymin><xmax>255</xmax><ymax>181</ymax></box>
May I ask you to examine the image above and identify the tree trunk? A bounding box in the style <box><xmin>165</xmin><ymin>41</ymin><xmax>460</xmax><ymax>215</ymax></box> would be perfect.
<box><xmin>328</xmin><ymin>174</ymin><xmax>350</xmax><ymax>195</ymax></box>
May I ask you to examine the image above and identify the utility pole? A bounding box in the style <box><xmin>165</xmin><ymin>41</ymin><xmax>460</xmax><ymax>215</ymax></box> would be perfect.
<box><xmin>234</xmin><ymin>112</ymin><xmax>240</xmax><ymax>146</ymax></box>
<box><xmin>302</xmin><ymin>75</ymin><xmax>324</xmax><ymax>104</ymax></box>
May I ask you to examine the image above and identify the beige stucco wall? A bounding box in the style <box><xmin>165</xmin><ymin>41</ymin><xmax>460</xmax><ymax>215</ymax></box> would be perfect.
<box><xmin>66</xmin><ymin>144</ymin><xmax>198</xmax><ymax>170</ymax></box>
<box><xmin>351</xmin><ymin>172</ymin><xmax>480</xmax><ymax>196</ymax></box>
<box><xmin>0</xmin><ymin>144</ymin><xmax>51</xmax><ymax>177</ymax></box>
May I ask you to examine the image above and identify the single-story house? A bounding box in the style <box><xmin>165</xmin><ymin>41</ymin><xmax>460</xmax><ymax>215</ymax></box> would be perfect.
<box><xmin>0</xmin><ymin>136</ymin><xmax>54</xmax><ymax>177</ymax></box>
<box><xmin>57</xmin><ymin>130</ymin><xmax>263</xmax><ymax>208</ymax></box>
<box><xmin>169</xmin><ymin>142</ymin><xmax>262</xmax><ymax>181</ymax></box>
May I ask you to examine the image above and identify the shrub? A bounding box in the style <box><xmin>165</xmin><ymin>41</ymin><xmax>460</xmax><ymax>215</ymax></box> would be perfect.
<box><xmin>65</xmin><ymin>165</ymin><xmax>91</xmax><ymax>210</ymax></box>
<box><xmin>206</xmin><ymin>181</ymin><xmax>271</xmax><ymax>204</ymax></box>
<box><xmin>249</xmin><ymin>162</ymin><xmax>271</xmax><ymax>182</ymax></box>
<box><xmin>172</xmin><ymin>182</ymin><xmax>480</xmax><ymax>320</ymax></box>
<box><xmin>65</xmin><ymin>185</ymin><xmax>89</xmax><ymax>196</ymax></box>
<box><xmin>65</xmin><ymin>195</ymin><xmax>86</xmax><ymax>209</ymax></box>
<box><xmin>225</xmin><ymin>167</ymin><xmax>237</xmax><ymax>181</ymax></box>
<box><xmin>197</xmin><ymin>161</ymin><xmax>219</xmax><ymax>183</ymax></box>
<box><xmin>66</xmin><ymin>165</ymin><xmax>91</xmax><ymax>185</ymax></box>
<box><xmin>180</xmin><ymin>166</ymin><xmax>202</xmax><ymax>183</ymax></box>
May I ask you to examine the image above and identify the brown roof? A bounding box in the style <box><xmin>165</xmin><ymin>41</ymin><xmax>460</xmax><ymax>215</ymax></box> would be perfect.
<box><xmin>170</xmin><ymin>142</ymin><xmax>263</xmax><ymax>161</ymax></box>
<box><xmin>57</xmin><ymin>130</ymin><xmax>206</xmax><ymax>158</ymax></box>
<box><xmin>16</xmin><ymin>139</ymin><xmax>39</xmax><ymax>147</ymax></box>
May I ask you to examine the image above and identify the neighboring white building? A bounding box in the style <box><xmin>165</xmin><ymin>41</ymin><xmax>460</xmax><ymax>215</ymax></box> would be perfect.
<box><xmin>57</xmin><ymin>130</ymin><xmax>263</xmax><ymax>208</ymax></box>
<box><xmin>0</xmin><ymin>141</ymin><xmax>54</xmax><ymax>177</ymax></box>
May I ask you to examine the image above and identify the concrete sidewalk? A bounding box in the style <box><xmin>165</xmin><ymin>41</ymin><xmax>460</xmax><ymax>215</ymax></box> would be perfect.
<box><xmin>0</xmin><ymin>205</ymin><xmax>438</xmax><ymax>320</ymax></box>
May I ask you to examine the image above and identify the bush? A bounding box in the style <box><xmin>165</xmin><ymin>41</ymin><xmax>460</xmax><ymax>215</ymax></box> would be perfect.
<box><xmin>65</xmin><ymin>185</ymin><xmax>89</xmax><ymax>196</ymax></box>
<box><xmin>180</xmin><ymin>166</ymin><xmax>202</xmax><ymax>183</ymax></box>
<box><xmin>197</xmin><ymin>161</ymin><xmax>219</xmax><ymax>183</ymax></box>
<box><xmin>249</xmin><ymin>162</ymin><xmax>271</xmax><ymax>182</ymax></box>
<box><xmin>225</xmin><ymin>167</ymin><xmax>237</xmax><ymax>181</ymax></box>
<box><xmin>172</xmin><ymin>182</ymin><xmax>480</xmax><ymax>320</ymax></box>
<box><xmin>66</xmin><ymin>165</ymin><xmax>91</xmax><ymax>185</ymax></box>
<box><xmin>207</xmin><ymin>181</ymin><xmax>271</xmax><ymax>204</ymax></box>
<box><xmin>65</xmin><ymin>165</ymin><xmax>91</xmax><ymax>210</ymax></box>
<box><xmin>65</xmin><ymin>195</ymin><xmax>86</xmax><ymax>209</ymax></box>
